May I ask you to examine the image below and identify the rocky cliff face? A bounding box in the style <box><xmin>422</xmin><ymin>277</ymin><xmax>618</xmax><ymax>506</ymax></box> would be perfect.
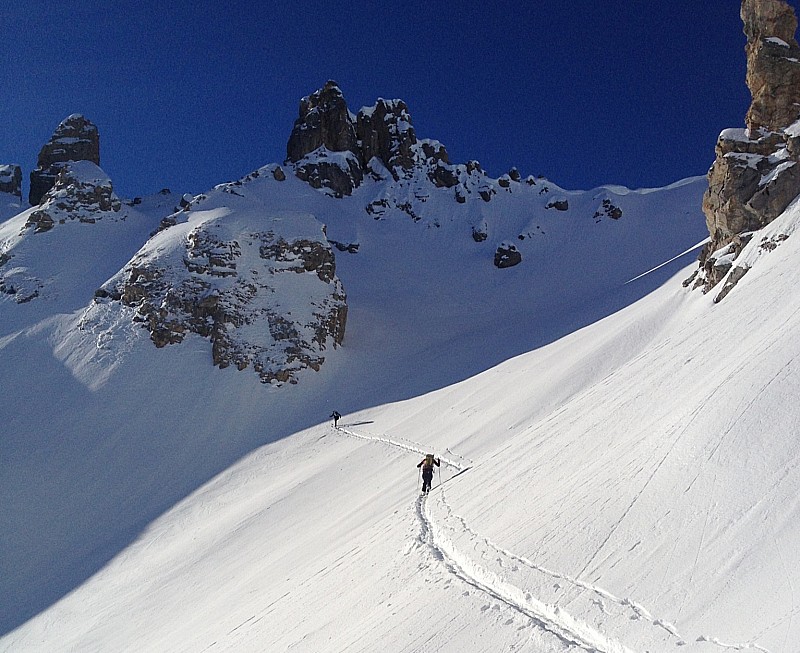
<box><xmin>26</xmin><ymin>161</ymin><xmax>121</xmax><ymax>233</ymax></box>
<box><xmin>94</xmin><ymin>185</ymin><xmax>347</xmax><ymax>386</ymax></box>
<box><xmin>286</xmin><ymin>81</ymin><xmax>360</xmax><ymax>163</ymax></box>
<box><xmin>1</xmin><ymin>82</ymin><xmax>709</xmax><ymax>387</ymax></box>
<box><xmin>286</xmin><ymin>81</ymin><xmax>463</xmax><ymax>196</ymax></box>
<box><xmin>0</xmin><ymin>165</ymin><xmax>22</xmax><ymax>198</ymax></box>
<box><xmin>742</xmin><ymin>0</ymin><xmax>800</xmax><ymax>132</ymax></box>
<box><xmin>29</xmin><ymin>114</ymin><xmax>101</xmax><ymax>206</ymax></box>
<box><xmin>356</xmin><ymin>98</ymin><xmax>418</xmax><ymax>174</ymax></box>
<box><xmin>286</xmin><ymin>81</ymin><xmax>363</xmax><ymax>197</ymax></box>
<box><xmin>696</xmin><ymin>0</ymin><xmax>800</xmax><ymax>296</ymax></box>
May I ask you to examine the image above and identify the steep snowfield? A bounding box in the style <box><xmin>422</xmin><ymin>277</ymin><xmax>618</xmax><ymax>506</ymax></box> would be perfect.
<box><xmin>4</xmin><ymin>172</ymin><xmax>798</xmax><ymax>652</ymax></box>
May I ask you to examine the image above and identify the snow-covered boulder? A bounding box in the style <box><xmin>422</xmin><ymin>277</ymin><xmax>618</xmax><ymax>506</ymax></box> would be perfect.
<box><xmin>494</xmin><ymin>242</ymin><xmax>522</xmax><ymax>268</ymax></box>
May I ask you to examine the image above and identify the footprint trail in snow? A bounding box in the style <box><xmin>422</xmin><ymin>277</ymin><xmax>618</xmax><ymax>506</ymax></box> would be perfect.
<box><xmin>335</xmin><ymin>424</ymin><xmax>770</xmax><ymax>653</ymax></box>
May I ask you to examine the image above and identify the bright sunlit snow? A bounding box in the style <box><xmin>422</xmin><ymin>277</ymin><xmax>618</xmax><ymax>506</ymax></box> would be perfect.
<box><xmin>1</xmin><ymin>165</ymin><xmax>798</xmax><ymax>652</ymax></box>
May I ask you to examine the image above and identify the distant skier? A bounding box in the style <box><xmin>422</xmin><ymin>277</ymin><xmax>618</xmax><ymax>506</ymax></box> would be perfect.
<box><xmin>330</xmin><ymin>411</ymin><xmax>341</xmax><ymax>428</ymax></box>
<box><xmin>417</xmin><ymin>454</ymin><xmax>440</xmax><ymax>493</ymax></box>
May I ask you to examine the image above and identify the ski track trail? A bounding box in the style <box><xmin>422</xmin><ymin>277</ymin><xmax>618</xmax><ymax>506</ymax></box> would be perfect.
<box><xmin>335</xmin><ymin>423</ymin><xmax>774</xmax><ymax>653</ymax></box>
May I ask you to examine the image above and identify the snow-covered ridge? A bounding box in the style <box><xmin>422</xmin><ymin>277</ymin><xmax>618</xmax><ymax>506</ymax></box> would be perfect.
<box><xmin>91</xmin><ymin>183</ymin><xmax>347</xmax><ymax>385</ymax></box>
<box><xmin>0</xmin><ymin>161</ymin><xmax>147</xmax><ymax>307</ymax></box>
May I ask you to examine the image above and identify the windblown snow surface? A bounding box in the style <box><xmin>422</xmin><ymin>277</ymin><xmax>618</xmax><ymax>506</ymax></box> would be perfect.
<box><xmin>2</xmin><ymin>169</ymin><xmax>800</xmax><ymax>652</ymax></box>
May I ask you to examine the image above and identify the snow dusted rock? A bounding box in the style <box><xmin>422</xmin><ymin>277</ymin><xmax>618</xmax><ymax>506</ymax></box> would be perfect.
<box><xmin>96</xmin><ymin>200</ymin><xmax>347</xmax><ymax>386</ymax></box>
<box><xmin>286</xmin><ymin>81</ymin><xmax>363</xmax><ymax>197</ymax></box>
<box><xmin>26</xmin><ymin>161</ymin><xmax>121</xmax><ymax>234</ymax></box>
<box><xmin>287</xmin><ymin>82</ymin><xmax>474</xmax><ymax>196</ymax></box>
<box><xmin>698</xmin><ymin>0</ymin><xmax>800</xmax><ymax>294</ymax></box>
<box><xmin>0</xmin><ymin>165</ymin><xmax>162</xmax><ymax>308</ymax></box>
<box><xmin>494</xmin><ymin>242</ymin><xmax>522</xmax><ymax>268</ymax></box>
<box><xmin>545</xmin><ymin>197</ymin><xmax>569</xmax><ymax>211</ymax></box>
<box><xmin>293</xmin><ymin>148</ymin><xmax>364</xmax><ymax>198</ymax></box>
<box><xmin>29</xmin><ymin>114</ymin><xmax>100</xmax><ymax>206</ymax></box>
<box><xmin>287</xmin><ymin>81</ymin><xmax>360</xmax><ymax>163</ymax></box>
<box><xmin>1</xmin><ymin>161</ymin><xmax>122</xmax><ymax>302</ymax></box>
<box><xmin>0</xmin><ymin>165</ymin><xmax>22</xmax><ymax>198</ymax></box>
<box><xmin>356</xmin><ymin>98</ymin><xmax>418</xmax><ymax>176</ymax></box>
<box><xmin>593</xmin><ymin>197</ymin><xmax>623</xmax><ymax>222</ymax></box>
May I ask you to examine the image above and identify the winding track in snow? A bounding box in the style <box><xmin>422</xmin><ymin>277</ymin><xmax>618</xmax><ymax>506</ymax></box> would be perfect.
<box><xmin>335</xmin><ymin>424</ymin><xmax>772</xmax><ymax>653</ymax></box>
<box><xmin>336</xmin><ymin>425</ymin><xmax>642</xmax><ymax>651</ymax></box>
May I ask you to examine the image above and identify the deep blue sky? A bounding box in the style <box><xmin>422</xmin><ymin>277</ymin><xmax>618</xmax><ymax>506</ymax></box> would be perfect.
<box><xmin>2</xmin><ymin>1</ymin><xmax>797</xmax><ymax>199</ymax></box>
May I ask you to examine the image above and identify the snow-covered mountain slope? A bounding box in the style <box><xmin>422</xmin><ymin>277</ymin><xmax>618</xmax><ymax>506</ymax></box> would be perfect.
<box><xmin>11</xmin><ymin>163</ymin><xmax>800</xmax><ymax>652</ymax></box>
<box><xmin>0</xmin><ymin>165</ymin><xmax>173</xmax><ymax>332</ymax></box>
<box><xmin>92</xmin><ymin>199</ymin><xmax>347</xmax><ymax>386</ymax></box>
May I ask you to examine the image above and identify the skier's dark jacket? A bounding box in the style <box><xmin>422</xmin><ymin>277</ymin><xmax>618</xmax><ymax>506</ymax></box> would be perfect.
<box><xmin>417</xmin><ymin>455</ymin><xmax>440</xmax><ymax>474</ymax></box>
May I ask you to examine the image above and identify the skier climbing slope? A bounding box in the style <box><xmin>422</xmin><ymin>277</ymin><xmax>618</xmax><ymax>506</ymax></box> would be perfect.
<box><xmin>417</xmin><ymin>454</ymin><xmax>440</xmax><ymax>493</ymax></box>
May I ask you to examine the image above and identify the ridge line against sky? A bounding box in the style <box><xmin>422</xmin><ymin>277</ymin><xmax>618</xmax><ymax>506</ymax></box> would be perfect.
<box><xmin>2</xmin><ymin>0</ymin><xmax>798</xmax><ymax>199</ymax></box>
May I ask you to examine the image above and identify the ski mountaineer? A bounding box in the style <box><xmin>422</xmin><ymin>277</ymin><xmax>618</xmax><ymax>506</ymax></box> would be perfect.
<box><xmin>417</xmin><ymin>454</ymin><xmax>440</xmax><ymax>493</ymax></box>
<box><xmin>330</xmin><ymin>411</ymin><xmax>341</xmax><ymax>428</ymax></box>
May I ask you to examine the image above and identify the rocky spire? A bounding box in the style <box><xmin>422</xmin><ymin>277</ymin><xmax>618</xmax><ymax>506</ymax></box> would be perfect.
<box><xmin>356</xmin><ymin>98</ymin><xmax>418</xmax><ymax>173</ymax></box>
<box><xmin>284</xmin><ymin>81</ymin><xmax>363</xmax><ymax>197</ymax></box>
<box><xmin>285</xmin><ymin>82</ymin><xmax>462</xmax><ymax>195</ymax></box>
<box><xmin>29</xmin><ymin>115</ymin><xmax>101</xmax><ymax>206</ymax></box>
<box><xmin>286</xmin><ymin>81</ymin><xmax>359</xmax><ymax>163</ymax></box>
<box><xmin>697</xmin><ymin>0</ymin><xmax>800</xmax><ymax>293</ymax></box>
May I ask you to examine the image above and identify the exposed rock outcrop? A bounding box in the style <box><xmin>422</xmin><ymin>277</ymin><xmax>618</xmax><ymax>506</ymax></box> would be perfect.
<box><xmin>286</xmin><ymin>82</ymin><xmax>363</xmax><ymax>197</ymax></box>
<box><xmin>287</xmin><ymin>81</ymin><xmax>359</xmax><ymax>163</ymax></box>
<box><xmin>1</xmin><ymin>161</ymin><xmax>125</xmax><ymax>304</ymax></box>
<box><xmin>293</xmin><ymin>149</ymin><xmax>364</xmax><ymax>198</ymax></box>
<box><xmin>96</xmin><ymin>207</ymin><xmax>347</xmax><ymax>386</ymax></box>
<box><xmin>546</xmin><ymin>198</ymin><xmax>569</xmax><ymax>212</ymax></box>
<box><xmin>356</xmin><ymin>99</ymin><xmax>418</xmax><ymax>174</ymax></box>
<box><xmin>593</xmin><ymin>197</ymin><xmax>623</xmax><ymax>222</ymax></box>
<box><xmin>286</xmin><ymin>82</ymin><xmax>465</xmax><ymax>196</ymax></box>
<box><xmin>29</xmin><ymin>115</ymin><xmax>101</xmax><ymax>206</ymax></box>
<box><xmin>26</xmin><ymin>161</ymin><xmax>121</xmax><ymax>233</ymax></box>
<box><xmin>742</xmin><ymin>0</ymin><xmax>800</xmax><ymax>132</ymax></box>
<box><xmin>0</xmin><ymin>165</ymin><xmax>22</xmax><ymax>198</ymax></box>
<box><xmin>698</xmin><ymin>0</ymin><xmax>800</xmax><ymax>294</ymax></box>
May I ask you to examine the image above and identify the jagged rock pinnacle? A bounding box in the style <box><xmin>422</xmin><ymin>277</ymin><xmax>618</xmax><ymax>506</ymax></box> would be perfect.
<box><xmin>285</xmin><ymin>82</ymin><xmax>462</xmax><ymax>196</ymax></box>
<box><xmin>29</xmin><ymin>115</ymin><xmax>101</xmax><ymax>206</ymax></box>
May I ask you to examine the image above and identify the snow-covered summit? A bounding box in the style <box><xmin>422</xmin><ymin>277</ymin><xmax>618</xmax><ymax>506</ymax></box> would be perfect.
<box><xmin>0</xmin><ymin>162</ymin><xmax>164</xmax><ymax>313</ymax></box>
